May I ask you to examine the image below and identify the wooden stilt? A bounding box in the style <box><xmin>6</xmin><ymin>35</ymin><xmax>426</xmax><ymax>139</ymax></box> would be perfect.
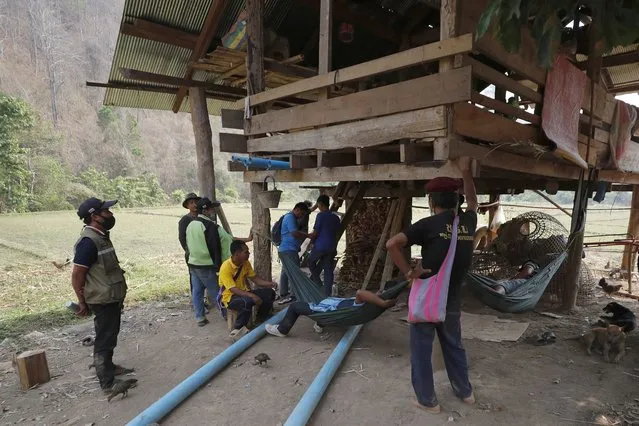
<box><xmin>14</xmin><ymin>350</ymin><xmax>50</xmax><ymax>390</ymax></box>
<box><xmin>361</xmin><ymin>199</ymin><xmax>399</xmax><ymax>290</ymax></box>
<box><xmin>189</xmin><ymin>87</ymin><xmax>216</xmax><ymax>202</ymax></box>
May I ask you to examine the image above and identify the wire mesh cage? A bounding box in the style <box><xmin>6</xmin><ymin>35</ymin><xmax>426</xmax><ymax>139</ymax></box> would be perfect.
<box><xmin>470</xmin><ymin>211</ymin><xmax>597</xmax><ymax>306</ymax></box>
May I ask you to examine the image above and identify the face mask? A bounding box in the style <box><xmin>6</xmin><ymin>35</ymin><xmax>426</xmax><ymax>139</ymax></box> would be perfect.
<box><xmin>100</xmin><ymin>215</ymin><xmax>116</xmax><ymax>230</ymax></box>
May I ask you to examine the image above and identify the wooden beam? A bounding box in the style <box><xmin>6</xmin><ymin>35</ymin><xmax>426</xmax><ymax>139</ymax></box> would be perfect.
<box><xmin>119</xmin><ymin>68</ymin><xmax>246</xmax><ymax>96</ymax></box>
<box><xmin>243</xmin><ymin>161</ymin><xmax>463</xmax><ymax>182</ymax></box>
<box><xmin>401</xmin><ymin>142</ymin><xmax>433</xmax><ymax>164</ymax></box>
<box><xmin>248</xmin><ymin>107</ymin><xmax>445</xmax><ymax>153</ymax></box>
<box><xmin>221</xmin><ymin>109</ymin><xmax>244</xmax><ymax>129</ymax></box>
<box><xmin>290</xmin><ymin>154</ymin><xmax>317</xmax><ymax>169</ymax></box>
<box><xmin>465</xmin><ymin>57</ymin><xmax>542</xmax><ymax>103</ymax></box>
<box><xmin>577</xmin><ymin>50</ymin><xmax>639</xmax><ymax>70</ymax></box>
<box><xmin>172</xmin><ymin>0</ymin><xmax>227</xmax><ymax>113</ymax></box>
<box><xmin>611</xmin><ymin>83</ymin><xmax>639</xmax><ymax>94</ymax></box>
<box><xmin>356</xmin><ymin>147</ymin><xmax>400</xmax><ymax>165</ymax></box>
<box><xmin>241</xmin><ymin>34</ymin><xmax>474</xmax><ymax>108</ymax></box>
<box><xmin>246</xmin><ymin>67</ymin><xmax>471</xmax><ymax>135</ymax></box>
<box><xmin>120</xmin><ymin>19</ymin><xmax>199</xmax><ymax>50</ymax></box>
<box><xmin>219</xmin><ymin>133</ymin><xmax>248</xmax><ymax>153</ymax></box>
<box><xmin>190</xmin><ymin>88</ymin><xmax>216</xmax><ymax>201</ymax></box>
<box><xmin>454</xmin><ymin>140</ymin><xmax>581</xmax><ymax>180</ymax></box>
<box><xmin>318</xmin><ymin>150</ymin><xmax>357</xmax><ymax>168</ymax></box>
<box><xmin>453</xmin><ymin>102</ymin><xmax>538</xmax><ymax>144</ymax></box>
<box><xmin>471</xmin><ymin>92</ymin><xmax>541</xmax><ymax>125</ymax></box>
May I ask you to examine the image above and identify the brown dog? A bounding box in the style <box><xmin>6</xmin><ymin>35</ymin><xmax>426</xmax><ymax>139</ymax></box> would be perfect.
<box><xmin>583</xmin><ymin>325</ymin><xmax>626</xmax><ymax>363</ymax></box>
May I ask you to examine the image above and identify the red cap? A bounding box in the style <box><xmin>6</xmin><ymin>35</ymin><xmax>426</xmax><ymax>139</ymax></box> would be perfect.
<box><xmin>424</xmin><ymin>177</ymin><xmax>462</xmax><ymax>193</ymax></box>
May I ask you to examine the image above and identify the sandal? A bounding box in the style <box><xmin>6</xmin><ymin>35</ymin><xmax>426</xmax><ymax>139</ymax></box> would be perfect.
<box><xmin>113</xmin><ymin>365</ymin><xmax>135</xmax><ymax>376</ymax></box>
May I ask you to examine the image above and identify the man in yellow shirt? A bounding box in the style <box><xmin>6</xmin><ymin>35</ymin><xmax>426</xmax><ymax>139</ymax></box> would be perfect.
<box><xmin>219</xmin><ymin>240</ymin><xmax>277</xmax><ymax>336</ymax></box>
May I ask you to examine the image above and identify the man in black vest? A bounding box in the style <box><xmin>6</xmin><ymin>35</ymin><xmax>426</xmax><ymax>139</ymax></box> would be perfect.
<box><xmin>72</xmin><ymin>198</ymin><xmax>133</xmax><ymax>392</ymax></box>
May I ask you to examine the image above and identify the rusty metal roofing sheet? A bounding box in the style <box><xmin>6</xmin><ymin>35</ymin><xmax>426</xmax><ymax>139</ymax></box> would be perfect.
<box><xmin>103</xmin><ymin>0</ymin><xmax>291</xmax><ymax>114</ymax></box>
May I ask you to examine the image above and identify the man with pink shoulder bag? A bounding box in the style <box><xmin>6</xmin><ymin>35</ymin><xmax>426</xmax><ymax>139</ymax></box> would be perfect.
<box><xmin>386</xmin><ymin>157</ymin><xmax>477</xmax><ymax>414</ymax></box>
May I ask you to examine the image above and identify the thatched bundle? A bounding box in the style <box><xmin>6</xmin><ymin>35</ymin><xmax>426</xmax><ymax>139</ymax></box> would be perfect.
<box><xmin>338</xmin><ymin>199</ymin><xmax>393</xmax><ymax>295</ymax></box>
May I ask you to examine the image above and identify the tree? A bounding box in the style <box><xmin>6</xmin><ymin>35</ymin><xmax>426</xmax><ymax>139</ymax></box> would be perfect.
<box><xmin>477</xmin><ymin>1</ymin><xmax>639</xmax><ymax>67</ymax></box>
<box><xmin>0</xmin><ymin>93</ymin><xmax>34</xmax><ymax>212</ymax></box>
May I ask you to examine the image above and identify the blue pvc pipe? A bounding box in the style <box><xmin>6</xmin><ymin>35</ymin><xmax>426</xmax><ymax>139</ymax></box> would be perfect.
<box><xmin>231</xmin><ymin>155</ymin><xmax>290</xmax><ymax>170</ymax></box>
<box><xmin>126</xmin><ymin>309</ymin><xmax>288</xmax><ymax>426</ymax></box>
<box><xmin>284</xmin><ymin>325</ymin><xmax>363</xmax><ymax>426</ymax></box>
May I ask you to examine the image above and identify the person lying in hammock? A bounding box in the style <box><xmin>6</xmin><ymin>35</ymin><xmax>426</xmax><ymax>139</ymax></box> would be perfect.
<box><xmin>265</xmin><ymin>289</ymin><xmax>397</xmax><ymax>337</ymax></box>
<box><xmin>487</xmin><ymin>260</ymin><xmax>540</xmax><ymax>295</ymax></box>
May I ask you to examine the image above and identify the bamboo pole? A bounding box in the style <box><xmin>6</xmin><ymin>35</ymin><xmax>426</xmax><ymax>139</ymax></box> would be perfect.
<box><xmin>361</xmin><ymin>199</ymin><xmax>399</xmax><ymax>290</ymax></box>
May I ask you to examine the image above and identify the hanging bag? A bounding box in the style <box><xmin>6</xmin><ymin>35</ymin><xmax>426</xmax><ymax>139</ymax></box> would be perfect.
<box><xmin>408</xmin><ymin>215</ymin><xmax>459</xmax><ymax>323</ymax></box>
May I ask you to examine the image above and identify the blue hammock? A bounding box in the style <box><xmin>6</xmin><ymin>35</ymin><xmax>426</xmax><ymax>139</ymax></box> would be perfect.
<box><xmin>279</xmin><ymin>252</ymin><xmax>408</xmax><ymax>327</ymax></box>
<box><xmin>465</xmin><ymin>252</ymin><xmax>567</xmax><ymax>313</ymax></box>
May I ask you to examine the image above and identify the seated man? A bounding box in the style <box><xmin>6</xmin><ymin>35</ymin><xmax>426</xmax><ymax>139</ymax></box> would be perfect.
<box><xmin>265</xmin><ymin>290</ymin><xmax>396</xmax><ymax>337</ymax></box>
<box><xmin>219</xmin><ymin>241</ymin><xmax>278</xmax><ymax>338</ymax></box>
<box><xmin>488</xmin><ymin>260</ymin><xmax>539</xmax><ymax>295</ymax></box>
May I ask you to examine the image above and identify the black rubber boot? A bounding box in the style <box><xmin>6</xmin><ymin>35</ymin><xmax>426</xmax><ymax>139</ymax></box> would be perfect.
<box><xmin>94</xmin><ymin>353</ymin><xmax>116</xmax><ymax>391</ymax></box>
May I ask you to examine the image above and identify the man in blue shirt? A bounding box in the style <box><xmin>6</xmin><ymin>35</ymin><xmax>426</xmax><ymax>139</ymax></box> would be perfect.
<box><xmin>278</xmin><ymin>202</ymin><xmax>311</xmax><ymax>304</ymax></box>
<box><xmin>308</xmin><ymin>195</ymin><xmax>342</xmax><ymax>296</ymax></box>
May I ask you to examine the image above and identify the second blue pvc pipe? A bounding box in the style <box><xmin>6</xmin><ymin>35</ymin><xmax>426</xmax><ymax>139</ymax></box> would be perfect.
<box><xmin>284</xmin><ymin>325</ymin><xmax>363</xmax><ymax>426</ymax></box>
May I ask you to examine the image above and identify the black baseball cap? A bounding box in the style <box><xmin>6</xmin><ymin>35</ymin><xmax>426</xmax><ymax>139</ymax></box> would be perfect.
<box><xmin>182</xmin><ymin>192</ymin><xmax>201</xmax><ymax>208</ymax></box>
<box><xmin>77</xmin><ymin>198</ymin><xmax>117</xmax><ymax>220</ymax></box>
<box><xmin>197</xmin><ymin>197</ymin><xmax>221</xmax><ymax>211</ymax></box>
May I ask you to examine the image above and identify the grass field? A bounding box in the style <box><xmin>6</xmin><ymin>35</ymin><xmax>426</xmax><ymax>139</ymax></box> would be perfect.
<box><xmin>0</xmin><ymin>200</ymin><xmax>631</xmax><ymax>339</ymax></box>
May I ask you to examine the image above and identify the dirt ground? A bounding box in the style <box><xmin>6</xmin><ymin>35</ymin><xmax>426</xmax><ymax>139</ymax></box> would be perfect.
<box><xmin>1</xmin><ymin>282</ymin><xmax>639</xmax><ymax>426</ymax></box>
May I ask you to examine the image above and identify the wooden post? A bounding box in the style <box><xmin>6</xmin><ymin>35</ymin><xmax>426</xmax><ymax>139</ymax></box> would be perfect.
<box><xmin>318</xmin><ymin>0</ymin><xmax>332</xmax><ymax>100</ymax></box>
<box><xmin>361</xmin><ymin>200</ymin><xmax>398</xmax><ymax>290</ymax></box>
<box><xmin>563</xmin><ymin>169</ymin><xmax>594</xmax><ymax>312</ymax></box>
<box><xmin>622</xmin><ymin>186</ymin><xmax>639</xmax><ymax>272</ymax></box>
<box><xmin>246</xmin><ymin>0</ymin><xmax>271</xmax><ymax>279</ymax></box>
<box><xmin>14</xmin><ymin>350</ymin><xmax>50</xmax><ymax>390</ymax></box>
<box><xmin>434</xmin><ymin>0</ymin><xmax>460</xmax><ymax>160</ymax></box>
<box><xmin>189</xmin><ymin>87</ymin><xmax>215</xmax><ymax>201</ymax></box>
<box><xmin>250</xmin><ymin>182</ymin><xmax>272</xmax><ymax>280</ymax></box>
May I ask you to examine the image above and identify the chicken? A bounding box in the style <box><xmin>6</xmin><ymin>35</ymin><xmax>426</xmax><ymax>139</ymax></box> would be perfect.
<box><xmin>253</xmin><ymin>353</ymin><xmax>271</xmax><ymax>366</ymax></box>
<box><xmin>599</xmin><ymin>278</ymin><xmax>622</xmax><ymax>295</ymax></box>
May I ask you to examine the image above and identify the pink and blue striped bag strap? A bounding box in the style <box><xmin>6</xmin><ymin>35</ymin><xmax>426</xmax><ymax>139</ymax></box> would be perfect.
<box><xmin>407</xmin><ymin>215</ymin><xmax>459</xmax><ymax>323</ymax></box>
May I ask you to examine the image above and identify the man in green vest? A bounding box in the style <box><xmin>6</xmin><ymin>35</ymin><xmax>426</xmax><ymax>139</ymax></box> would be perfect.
<box><xmin>186</xmin><ymin>197</ymin><xmax>223</xmax><ymax>326</ymax></box>
<box><xmin>72</xmin><ymin>198</ymin><xmax>133</xmax><ymax>392</ymax></box>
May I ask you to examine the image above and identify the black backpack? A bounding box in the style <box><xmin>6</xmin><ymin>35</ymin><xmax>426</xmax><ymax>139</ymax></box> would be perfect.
<box><xmin>271</xmin><ymin>214</ymin><xmax>287</xmax><ymax>246</ymax></box>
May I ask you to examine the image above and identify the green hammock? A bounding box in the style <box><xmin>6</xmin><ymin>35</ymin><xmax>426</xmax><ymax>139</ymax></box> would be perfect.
<box><xmin>279</xmin><ymin>253</ymin><xmax>409</xmax><ymax>327</ymax></box>
<box><xmin>465</xmin><ymin>252</ymin><xmax>568</xmax><ymax>313</ymax></box>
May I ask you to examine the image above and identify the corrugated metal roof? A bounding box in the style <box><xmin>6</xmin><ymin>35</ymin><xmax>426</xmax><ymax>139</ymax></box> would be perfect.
<box><xmin>103</xmin><ymin>0</ymin><xmax>292</xmax><ymax>114</ymax></box>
